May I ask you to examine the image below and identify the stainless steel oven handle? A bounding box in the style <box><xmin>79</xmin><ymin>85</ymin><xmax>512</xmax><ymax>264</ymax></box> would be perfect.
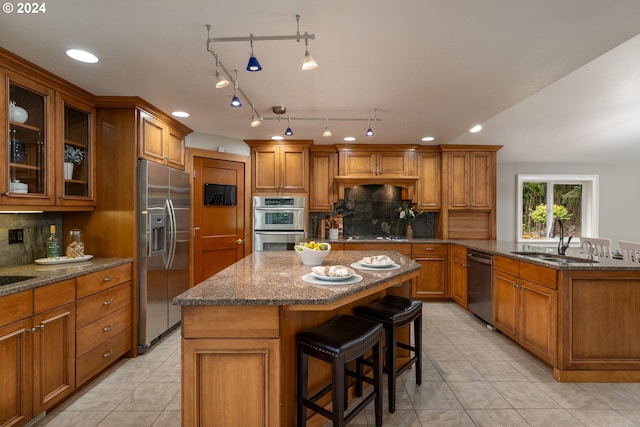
<box><xmin>254</xmin><ymin>207</ymin><xmax>305</xmax><ymax>212</ymax></box>
<box><xmin>467</xmin><ymin>252</ymin><xmax>493</xmax><ymax>264</ymax></box>
<box><xmin>254</xmin><ymin>231</ymin><xmax>305</xmax><ymax>235</ymax></box>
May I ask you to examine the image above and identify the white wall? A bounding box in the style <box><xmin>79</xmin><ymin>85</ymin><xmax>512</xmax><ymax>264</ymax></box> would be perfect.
<box><xmin>497</xmin><ymin>162</ymin><xmax>640</xmax><ymax>248</ymax></box>
<box><xmin>185</xmin><ymin>132</ymin><xmax>249</xmax><ymax>156</ymax></box>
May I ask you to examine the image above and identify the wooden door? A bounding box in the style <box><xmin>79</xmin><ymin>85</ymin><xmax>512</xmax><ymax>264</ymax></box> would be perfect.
<box><xmin>518</xmin><ymin>279</ymin><xmax>557</xmax><ymax>364</ymax></box>
<box><xmin>194</xmin><ymin>157</ymin><xmax>246</xmax><ymax>284</ymax></box>
<box><xmin>416</xmin><ymin>151</ymin><xmax>441</xmax><ymax>210</ymax></box>
<box><xmin>0</xmin><ymin>318</ymin><xmax>33</xmax><ymax>427</ymax></box>
<box><xmin>447</xmin><ymin>152</ymin><xmax>470</xmax><ymax>209</ymax></box>
<box><xmin>469</xmin><ymin>152</ymin><xmax>491</xmax><ymax>209</ymax></box>
<box><xmin>450</xmin><ymin>255</ymin><xmax>468</xmax><ymax>307</ymax></box>
<box><xmin>32</xmin><ymin>303</ymin><xmax>75</xmax><ymax>414</ymax></box>
<box><xmin>413</xmin><ymin>257</ymin><xmax>447</xmax><ymax>297</ymax></box>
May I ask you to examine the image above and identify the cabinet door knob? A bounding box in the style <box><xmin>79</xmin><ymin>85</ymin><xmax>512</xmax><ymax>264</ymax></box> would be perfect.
<box><xmin>235</xmin><ymin>239</ymin><xmax>244</xmax><ymax>245</ymax></box>
<box><xmin>103</xmin><ymin>298</ymin><xmax>114</xmax><ymax>306</ymax></box>
<box><xmin>103</xmin><ymin>324</ymin><xmax>114</xmax><ymax>332</ymax></box>
<box><xmin>102</xmin><ymin>276</ymin><xmax>114</xmax><ymax>282</ymax></box>
<box><xmin>103</xmin><ymin>349</ymin><xmax>114</xmax><ymax>358</ymax></box>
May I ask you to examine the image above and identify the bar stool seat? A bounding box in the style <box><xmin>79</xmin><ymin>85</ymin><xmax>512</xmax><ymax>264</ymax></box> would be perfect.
<box><xmin>296</xmin><ymin>314</ymin><xmax>384</xmax><ymax>427</ymax></box>
<box><xmin>354</xmin><ymin>295</ymin><xmax>422</xmax><ymax>413</ymax></box>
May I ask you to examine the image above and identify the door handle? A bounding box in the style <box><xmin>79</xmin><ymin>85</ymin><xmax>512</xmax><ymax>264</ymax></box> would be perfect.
<box><xmin>235</xmin><ymin>239</ymin><xmax>244</xmax><ymax>245</ymax></box>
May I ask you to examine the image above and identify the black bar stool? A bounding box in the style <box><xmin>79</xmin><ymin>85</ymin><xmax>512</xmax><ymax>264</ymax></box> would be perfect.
<box><xmin>354</xmin><ymin>295</ymin><xmax>422</xmax><ymax>413</ymax></box>
<box><xmin>296</xmin><ymin>314</ymin><xmax>384</xmax><ymax>427</ymax></box>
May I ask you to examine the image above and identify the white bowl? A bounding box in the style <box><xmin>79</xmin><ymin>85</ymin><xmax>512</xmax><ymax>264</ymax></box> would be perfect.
<box><xmin>294</xmin><ymin>243</ymin><xmax>331</xmax><ymax>265</ymax></box>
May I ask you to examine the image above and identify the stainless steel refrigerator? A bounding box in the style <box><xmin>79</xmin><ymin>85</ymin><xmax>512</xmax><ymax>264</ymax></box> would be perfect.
<box><xmin>138</xmin><ymin>159</ymin><xmax>190</xmax><ymax>353</ymax></box>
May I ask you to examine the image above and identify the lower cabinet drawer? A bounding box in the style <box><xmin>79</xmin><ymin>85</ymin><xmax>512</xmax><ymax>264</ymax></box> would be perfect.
<box><xmin>76</xmin><ymin>304</ymin><xmax>132</xmax><ymax>357</ymax></box>
<box><xmin>76</xmin><ymin>282</ymin><xmax>132</xmax><ymax>329</ymax></box>
<box><xmin>76</xmin><ymin>327</ymin><xmax>131</xmax><ymax>387</ymax></box>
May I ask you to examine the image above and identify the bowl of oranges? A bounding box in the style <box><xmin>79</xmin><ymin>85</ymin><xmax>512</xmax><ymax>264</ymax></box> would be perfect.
<box><xmin>294</xmin><ymin>241</ymin><xmax>331</xmax><ymax>265</ymax></box>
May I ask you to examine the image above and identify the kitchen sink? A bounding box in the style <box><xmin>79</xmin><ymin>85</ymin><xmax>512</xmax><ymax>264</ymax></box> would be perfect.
<box><xmin>510</xmin><ymin>252</ymin><xmax>598</xmax><ymax>264</ymax></box>
<box><xmin>0</xmin><ymin>275</ymin><xmax>36</xmax><ymax>286</ymax></box>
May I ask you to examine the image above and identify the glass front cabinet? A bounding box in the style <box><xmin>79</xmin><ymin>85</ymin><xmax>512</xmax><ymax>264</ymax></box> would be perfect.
<box><xmin>2</xmin><ymin>67</ymin><xmax>95</xmax><ymax>209</ymax></box>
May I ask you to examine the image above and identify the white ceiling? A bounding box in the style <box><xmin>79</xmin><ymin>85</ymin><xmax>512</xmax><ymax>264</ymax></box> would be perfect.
<box><xmin>2</xmin><ymin>0</ymin><xmax>640</xmax><ymax>163</ymax></box>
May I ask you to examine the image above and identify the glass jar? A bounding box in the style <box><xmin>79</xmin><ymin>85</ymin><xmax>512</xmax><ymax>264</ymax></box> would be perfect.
<box><xmin>66</xmin><ymin>229</ymin><xmax>85</xmax><ymax>258</ymax></box>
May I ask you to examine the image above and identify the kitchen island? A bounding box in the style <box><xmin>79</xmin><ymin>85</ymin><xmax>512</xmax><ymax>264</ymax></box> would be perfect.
<box><xmin>174</xmin><ymin>250</ymin><xmax>421</xmax><ymax>427</ymax></box>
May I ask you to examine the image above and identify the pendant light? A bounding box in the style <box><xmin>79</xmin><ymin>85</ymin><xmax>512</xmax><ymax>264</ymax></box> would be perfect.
<box><xmin>302</xmin><ymin>33</ymin><xmax>318</xmax><ymax>71</ymax></box>
<box><xmin>284</xmin><ymin>117</ymin><xmax>294</xmax><ymax>136</ymax></box>
<box><xmin>250</xmin><ymin>105</ymin><xmax>262</xmax><ymax>127</ymax></box>
<box><xmin>214</xmin><ymin>55</ymin><xmax>229</xmax><ymax>89</ymax></box>
<box><xmin>322</xmin><ymin>118</ymin><xmax>332</xmax><ymax>137</ymax></box>
<box><xmin>365</xmin><ymin>118</ymin><xmax>374</xmax><ymax>136</ymax></box>
<box><xmin>230</xmin><ymin>70</ymin><xmax>242</xmax><ymax>108</ymax></box>
<box><xmin>246</xmin><ymin>34</ymin><xmax>262</xmax><ymax>72</ymax></box>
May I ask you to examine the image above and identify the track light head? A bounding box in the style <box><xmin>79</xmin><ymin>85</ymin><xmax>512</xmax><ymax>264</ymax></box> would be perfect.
<box><xmin>215</xmin><ymin>71</ymin><xmax>230</xmax><ymax>89</ymax></box>
<box><xmin>365</xmin><ymin>127</ymin><xmax>374</xmax><ymax>137</ymax></box>
<box><xmin>246</xmin><ymin>35</ymin><xmax>262</xmax><ymax>72</ymax></box>
<box><xmin>302</xmin><ymin>33</ymin><xmax>318</xmax><ymax>71</ymax></box>
<box><xmin>230</xmin><ymin>95</ymin><xmax>242</xmax><ymax>108</ymax></box>
<box><xmin>322</xmin><ymin>118</ymin><xmax>332</xmax><ymax>137</ymax></box>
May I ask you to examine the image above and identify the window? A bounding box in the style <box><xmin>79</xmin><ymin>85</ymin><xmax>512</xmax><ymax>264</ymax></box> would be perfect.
<box><xmin>517</xmin><ymin>174</ymin><xmax>598</xmax><ymax>243</ymax></box>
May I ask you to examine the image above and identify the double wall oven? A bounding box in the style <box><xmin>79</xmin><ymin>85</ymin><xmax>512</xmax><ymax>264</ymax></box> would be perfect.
<box><xmin>253</xmin><ymin>196</ymin><xmax>306</xmax><ymax>251</ymax></box>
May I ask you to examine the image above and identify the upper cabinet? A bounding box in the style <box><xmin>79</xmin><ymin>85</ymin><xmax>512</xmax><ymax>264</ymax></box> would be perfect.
<box><xmin>445</xmin><ymin>150</ymin><xmax>494</xmax><ymax>210</ymax></box>
<box><xmin>1</xmin><ymin>49</ymin><xmax>96</xmax><ymax>211</ymax></box>
<box><xmin>336</xmin><ymin>145</ymin><xmax>417</xmax><ymax>178</ymax></box>
<box><xmin>309</xmin><ymin>145</ymin><xmax>338</xmax><ymax>212</ymax></box>
<box><xmin>139</xmin><ymin>111</ymin><xmax>186</xmax><ymax>169</ymax></box>
<box><xmin>415</xmin><ymin>148</ymin><xmax>441</xmax><ymax>211</ymax></box>
<box><xmin>245</xmin><ymin>140</ymin><xmax>311</xmax><ymax>194</ymax></box>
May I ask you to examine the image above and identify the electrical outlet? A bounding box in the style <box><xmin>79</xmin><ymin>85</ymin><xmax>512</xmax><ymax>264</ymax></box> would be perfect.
<box><xmin>8</xmin><ymin>229</ymin><xmax>24</xmax><ymax>244</ymax></box>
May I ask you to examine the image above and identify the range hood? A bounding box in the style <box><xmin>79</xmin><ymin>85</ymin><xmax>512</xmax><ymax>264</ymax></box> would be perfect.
<box><xmin>333</xmin><ymin>175</ymin><xmax>419</xmax><ymax>200</ymax></box>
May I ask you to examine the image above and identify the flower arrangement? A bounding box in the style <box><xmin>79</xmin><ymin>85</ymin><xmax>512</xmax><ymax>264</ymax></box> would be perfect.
<box><xmin>64</xmin><ymin>146</ymin><xmax>84</xmax><ymax>165</ymax></box>
<box><xmin>397</xmin><ymin>205</ymin><xmax>418</xmax><ymax>223</ymax></box>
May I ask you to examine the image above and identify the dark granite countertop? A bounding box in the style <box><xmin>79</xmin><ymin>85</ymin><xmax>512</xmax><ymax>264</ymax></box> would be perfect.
<box><xmin>326</xmin><ymin>238</ymin><xmax>640</xmax><ymax>271</ymax></box>
<box><xmin>174</xmin><ymin>250</ymin><xmax>420</xmax><ymax>307</ymax></box>
<box><xmin>0</xmin><ymin>258</ymin><xmax>134</xmax><ymax>297</ymax></box>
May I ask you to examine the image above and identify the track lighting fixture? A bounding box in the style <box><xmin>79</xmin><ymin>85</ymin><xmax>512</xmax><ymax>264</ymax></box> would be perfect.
<box><xmin>207</xmin><ymin>15</ymin><xmax>317</xmax><ymax>76</ymax></box>
<box><xmin>322</xmin><ymin>118</ymin><xmax>332</xmax><ymax>137</ymax></box>
<box><xmin>214</xmin><ymin>55</ymin><xmax>229</xmax><ymax>89</ymax></box>
<box><xmin>302</xmin><ymin>33</ymin><xmax>318</xmax><ymax>71</ymax></box>
<box><xmin>284</xmin><ymin>117</ymin><xmax>294</xmax><ymax>136</ymax></box>
<box><xmin>250</xmin><ymin>105</ymin><xmax>262</xmax><ymax>127</ymax></box>
<box><xmin>246</xmin><ymin>34</ymin><xmax>262</xmax><ymax>72</ymax></box>
<box><xmin>230</xmin><ymin>70</ymin><xmax>242</xmax><ymax>108</ymax></box>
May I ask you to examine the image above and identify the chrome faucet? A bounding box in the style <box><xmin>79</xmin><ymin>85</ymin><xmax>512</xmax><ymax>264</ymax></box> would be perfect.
<box><xmin>581</xmin><ymin>240</ymin><xmax>594</xmax><ymax>261</ymax></box>
<box><xmin>550</xmin><ymin>218</ymin><xmax>572</xmax><ymax>255</ymax></box>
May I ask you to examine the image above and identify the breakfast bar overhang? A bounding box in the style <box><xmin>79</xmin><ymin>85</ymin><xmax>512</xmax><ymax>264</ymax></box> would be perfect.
<box><xmin>174</xmin><ymin>250</ymin><xmax>421</xmax><ymax>427</ymax></box>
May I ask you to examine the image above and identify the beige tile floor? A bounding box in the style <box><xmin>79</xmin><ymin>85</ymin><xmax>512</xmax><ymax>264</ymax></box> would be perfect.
<box><xmin>36</xmin><ymin>302</ymin><xmax>640</xmax><ymax>426</ymax></box>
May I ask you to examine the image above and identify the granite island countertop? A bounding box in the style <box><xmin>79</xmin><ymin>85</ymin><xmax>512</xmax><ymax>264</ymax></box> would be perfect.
<box><xmin>174</xmin><ymin>250</ymin><xmax>420</xmax><ymax>306</ymax></box>
<box><xmin>0</xmin><ymin>257</ymin><xmax>134</xmax><ymax>297</ymax></box>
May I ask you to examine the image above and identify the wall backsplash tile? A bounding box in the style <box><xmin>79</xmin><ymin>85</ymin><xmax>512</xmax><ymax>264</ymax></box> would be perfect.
<box><xmin>309</xmin><ymin>185</ymin><xmax>435</xmax><ymax>238</ymax></box>
<box><xmin>0</xmin><ymin>213</ymin><xmax>63</xmax><ymax>268</ymax></box>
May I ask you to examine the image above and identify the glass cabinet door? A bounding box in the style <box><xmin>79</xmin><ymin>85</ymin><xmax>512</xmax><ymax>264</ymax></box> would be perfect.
<box><xmin>8</xmin><ymin>81</ymin><xmax>49</xmax><ymax>197</ymax></box>
<box><xmin>62</xmin><ymin>103</ymin><xmax>90</xmax><ymax>198</ymax></box>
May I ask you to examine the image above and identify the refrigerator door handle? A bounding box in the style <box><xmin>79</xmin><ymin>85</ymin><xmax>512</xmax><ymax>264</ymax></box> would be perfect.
<box><xmin>166</xmin><ymin>198</ymin><xmax>177</xmax><ymax>269</ymax></box>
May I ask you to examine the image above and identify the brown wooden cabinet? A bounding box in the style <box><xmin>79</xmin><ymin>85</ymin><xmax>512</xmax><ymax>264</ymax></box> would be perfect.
<box><xmin>337</xmin><ymin>147</ymin><xmax>416</xmax><ymax>178</ymax></box>
<box><xmin>1</xmin><ymin>48</ymin><xmax>96</xmax><ymax>211</ymax></box>
<box><xmin>75</xmin><ymin>263</ymin><xmax>133</xmax><ymax>386</ymax></box>
<box><xmin>139</xmin><ymin>111</ymin><xmax>186</xmax><ymax>169</ymax></box>
<box><xmin>449</xmin><ymin>245</ymin><xmax>468</xmax><ymax>307</ymax></box>
<box><xmin>309</xmin><ymin>145</ymin><xmax>338</xmax><ymax>211</ymax></box>
<box><xmin>246</xmin><ymin>140</ymin><xmax>310</xmax><ymax>194</ymax></box>
<box><xmin>411</xmin><ymin>243</ymin><xmax>447</xmax><ymax>298</ymax></box>
<box><xmin>415</xmin><ymin>148</ymin><xmax>441</xmax><ymax>211</ymax></box>
<box><xmin>492</xmin><ymin>256</ymin><xmax>557</xmax><ymax>364</ymax></box>
<box><xmin>0</xmin><ymin>279</ymin><xmax>76</xmax><ymax>426</ymax></box>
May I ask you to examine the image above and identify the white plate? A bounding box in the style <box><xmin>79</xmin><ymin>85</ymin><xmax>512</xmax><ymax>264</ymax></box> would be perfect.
<box><xmin>351</xmin><ymin>262</ymin><xmax>401</xmax><ymax>271</ymax></box>
<box><xmin>34</xmin><ymin>255</ymin><xmax>94</xmax><ymax>265</ymax></box>
<box><xmin>359</xmin><ymin>256</ymin><xmax>394</xmax><ymax>267</ymax></box>
<box><xmin>311</xmin><ymin>271</ymin><xmax>355</xmax><ymax>281</ymax></box>
<box><xmin>302</xmin><ymin>273</ymin><xmax>363</xmax><ymax>286</ymax></box>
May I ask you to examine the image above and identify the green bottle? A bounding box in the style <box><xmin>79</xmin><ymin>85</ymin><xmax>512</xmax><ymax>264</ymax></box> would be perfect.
<box><xmin>46</xmin><ymin>224</ymin><xmax>61</xmax><ymax>259</ymax></box>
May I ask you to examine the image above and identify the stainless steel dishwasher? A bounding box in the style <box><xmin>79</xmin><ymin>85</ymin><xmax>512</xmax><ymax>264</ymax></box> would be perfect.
<box><xmin>466</xmin><ymin>250</ymin><xmax>494</xmax><ymax>326</ymax></box>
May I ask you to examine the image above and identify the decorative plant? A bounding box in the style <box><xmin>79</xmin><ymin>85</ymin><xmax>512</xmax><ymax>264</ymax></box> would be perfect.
<box><xmin>64</xmin><ymin>146</ymin><xmax>84</xmax><ymax>165</ymax></box>
<box><xmin>396</xmin><ymin>205</ymin><xmax>419</xmax><ymax>223</ymax></box>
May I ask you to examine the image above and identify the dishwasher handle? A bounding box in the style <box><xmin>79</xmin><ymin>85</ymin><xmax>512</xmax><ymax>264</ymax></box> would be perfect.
<box><xmin>467</xmin><ymin>252</ymin><xmax>493</xmax><ymax>265</ymax></box>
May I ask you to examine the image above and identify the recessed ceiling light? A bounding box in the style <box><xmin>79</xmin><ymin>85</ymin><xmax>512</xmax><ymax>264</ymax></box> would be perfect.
<box><xmin>469</xmin><ymin>124</ymin><xmax>482</xmax><ymax>133</ymax></box>
<box><xmin>344</xmin><ymin>136</ymin><xmax>356</xmax><ymax>142</ymax></box>
<box><xmin>421</xmin><ymin>136</ymin><xmax>435</xmax><ymax>142</ymax></box>
<box><xmin>272</xmin><ymin>135</ymin><xmax>284</xmax><ymax>140</ymax></box>
<box><xmin>172</xmin><ymin>111</ymin><xmax>190</xmax><ymax>118</ymax></box>
<box><xmin>66</xmin><ymin>49</ymin><xmax>99</xmax><ymax>64</ymax></box>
